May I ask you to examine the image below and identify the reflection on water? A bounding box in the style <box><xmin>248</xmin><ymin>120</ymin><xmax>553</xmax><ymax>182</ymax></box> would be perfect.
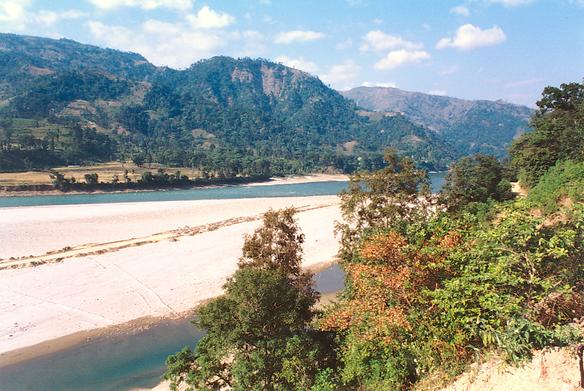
<box><xmin>0</xmin><ymin>264</ymin><xmax>345</xmax><ymax>391</ymax></box>
<box><xmin>0</xmin><ymin>172</ymin><xmax>446</xmax><ymax>208</ymax></box>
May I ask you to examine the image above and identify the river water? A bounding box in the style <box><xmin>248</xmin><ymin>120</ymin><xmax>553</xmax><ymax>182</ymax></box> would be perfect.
<box><xmin>0</xmin><ymin>264</ymin><xmax>345</xmax><ymax>391</ymax></box>
<box><xmin>0</xmin><ymin>172</ymin><xmax>446</xmax><ymax>208</ymax></box>
<box><xmin>0</xmin><ymin>173</ymin><xmax>445</xmax><ymax>390</ymax></box>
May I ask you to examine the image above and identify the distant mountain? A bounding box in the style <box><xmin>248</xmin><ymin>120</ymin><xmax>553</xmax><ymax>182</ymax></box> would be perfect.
<box><xmin>0</xmin><ymin>34</ymin><xmax>454</xmax><ymax>174</ymax></box>
<box><xmin>342</xmin><ymin>86</ymin><xmax>534</xmax><ymax>158</ymax></box>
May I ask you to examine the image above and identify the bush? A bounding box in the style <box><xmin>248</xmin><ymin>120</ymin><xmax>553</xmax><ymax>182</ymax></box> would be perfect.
<box><xmin>528</xmin><ymin>160</ymin><xmax>584</xmax><ymax>213</ymax></box>
<box><xmin>440</xmin><ymin>154</ymin><xmax>514</xmax><ymax>211</ymax></box>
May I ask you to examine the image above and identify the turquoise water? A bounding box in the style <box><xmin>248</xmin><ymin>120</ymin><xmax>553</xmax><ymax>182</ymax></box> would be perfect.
<box><xmin>0</xmin><ymin>264</ymin><xmax>345</xmax><ymax>391</ymax></box>
<box><xmin>0</xmin><ymin>173</ymin><xmax>445</xmax><ymax>390</ymax></box>
<box><xmin>0</xmin><ymin>172</ymin><xmax>446</xmax><ymax>208</ymax></box>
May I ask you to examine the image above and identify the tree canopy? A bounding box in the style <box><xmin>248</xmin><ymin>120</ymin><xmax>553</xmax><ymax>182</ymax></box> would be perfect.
<box><xmin>164</xmin><ymin>209</ymin><xmax>336</xmax><ymax>391</ymax></box>
<box><xmin>440</xmin><ymin>153</ymin><xmax>513</xmax><ymax>211</ymax></box>
<box><xmin>510</xmin><ymin>81</ymin><xmax>584</xmax><ymax>187</ymax></box>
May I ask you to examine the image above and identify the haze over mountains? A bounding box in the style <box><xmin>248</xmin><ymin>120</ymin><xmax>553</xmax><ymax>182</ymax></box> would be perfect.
<box><xmin>342</xmin><ymin>86</ymin><xmax>533</xmax><ymax>158</ymax></box>
<box><xmin>0</xmin><ymin>33</ymin><xmax>532</xmax><ymax>174</ymax></box>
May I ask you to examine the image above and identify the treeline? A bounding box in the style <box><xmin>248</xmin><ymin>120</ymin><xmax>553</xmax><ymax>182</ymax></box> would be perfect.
<box><xmin>164</xmin><ymin>80</ymin><xmax>584</xmax><ymax>390</ymax></box>
<box><xmin>45</xmin><ymin>168</ymin><xmax>271</xmax><ymax>192</ymax></box>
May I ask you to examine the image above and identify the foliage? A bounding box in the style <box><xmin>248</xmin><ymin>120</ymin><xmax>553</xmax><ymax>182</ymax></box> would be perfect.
<box><xmin>1</xmin><ymin>34</ymin><xmax>459</xmax><ymax>173</ymax></box>
<box><xmin>510</xmin><ymin>81</ymin><xmax>584</xmax><ymax>187</ymax></box>
<box><xmin>336</xmin><ymin>148</ymin><xmax>432</xmax><ymax>260</ymax></box>
<box><xmin>527</xmin><ymin>160</ymin><xmax>584</xmax><ymax>214</ymax></box>
<box><xmin>165</xmin><ymin>209</ymin><xmax>336</xmax><ymax>390</ymax></box>
<box><xmin>440</xmin><ymin>154</ymin><xmax>514</xmax><ymax>211</ymax></box>
<box><xmin>84</xmin><ymin>172</ymin><xmax>98</xmax><ymax>185</ymax></box>
<box><xmin>318</xmin><ymin>146</ymin><xmax>584</xmax><ymax>389</ymax></box>
<box><xmin>239</xmin><ymin>208</ymin><xmax>305</xmax><ymax>278</ymax></box>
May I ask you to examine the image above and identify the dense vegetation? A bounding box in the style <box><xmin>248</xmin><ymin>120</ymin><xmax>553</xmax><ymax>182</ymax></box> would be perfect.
<box><xmin>510</xmin><ymin>82</ymin><xmax>584</xmax><ymax>187</ymax></box>
<box><xmin>165</xmin><ymin>209</ymin><xmax>336</xmax><ymax>390</ymax></box>
<box><xmin>0</xmin><ymin>34</ymin><xmax>538</xmax><ymax>179</ymax></box>
<box><xmin>0</xmin><ymin>33</ymin><xmax>457</xmax><ymax>176</ymax></box>
<box><xmin>342</xmin><ymin>86</ymin><xmax>533</xmax><ymax>158</ymax></box>
<box><xmin>439</xmin><ymin>154</ymin><xmax>513</xmax><ymax>211</ymax></box>
<box><xmin>166</xmin><ymin>80</ymin><xmax>583</xmax><ymax>390</ymax></box>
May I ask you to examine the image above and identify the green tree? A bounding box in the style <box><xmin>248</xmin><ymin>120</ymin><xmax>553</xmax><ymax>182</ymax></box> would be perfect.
<box><xmin>84</xmin><ymin>173</ymin><xmax>99</xmax><ymax>185</ymax></box>
<box><xmin>510</xmin><ymin>81</ymin><xmax>584</xmax><ymax>187</ymax></box>
<box><xmin>440</xmin><ymin>154</ymin><xmax>513</xmax><ymax>211</ymax></box>
<box><xmin>165</xmin><ymin>209</ymin><xmax>334</xmax><ymax>390</ymax></box>
<box><xmin>239</xmin><ymin>208</ymin><xmax>305</xmax><ymax>279</ymax></box>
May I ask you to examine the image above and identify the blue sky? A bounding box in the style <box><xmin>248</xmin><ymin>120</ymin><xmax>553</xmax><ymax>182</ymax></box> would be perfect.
<box><xmin>1</xmin><ymin>0</ymin><xmax>583</xmax><ymax>106</ymax></box>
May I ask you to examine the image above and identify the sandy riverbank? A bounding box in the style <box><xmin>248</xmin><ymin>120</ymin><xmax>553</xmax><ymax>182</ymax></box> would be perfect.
<box><xmin>0</xmin><ymin>195</ymin><xmax>342</xmax><ymax>364</ymax></box>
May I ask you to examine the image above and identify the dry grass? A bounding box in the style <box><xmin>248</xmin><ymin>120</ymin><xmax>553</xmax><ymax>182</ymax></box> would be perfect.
<box><xmin>0</xmin><ymin>161</ymin><xmax>199</xmax><ymax>186</ymax></box>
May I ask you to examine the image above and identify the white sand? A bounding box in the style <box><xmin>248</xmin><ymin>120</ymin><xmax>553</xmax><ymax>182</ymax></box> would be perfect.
<box><xmin>0</xmin><ymin>195</ymin><xmax>341</xmax><ymax>356</ymax></box>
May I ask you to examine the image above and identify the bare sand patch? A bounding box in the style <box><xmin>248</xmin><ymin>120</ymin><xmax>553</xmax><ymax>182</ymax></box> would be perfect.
<box><xmin>437</xmin><ymin>347</ymin><xmax>582</xmax><ymax>391</ymax></box>
<box><xmin>0</xmin><ymin>196</ymin><xmax>341</xmax><ymax>358</ymax></box>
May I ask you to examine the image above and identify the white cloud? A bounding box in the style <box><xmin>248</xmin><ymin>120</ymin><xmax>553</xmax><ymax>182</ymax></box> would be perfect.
<box><xmin>360</xmin><ymin>30</ymin><xmax>422</xmax><ymax>52</ymax></box>
<box><xmin>374</xmin><ymin>49</ymin><xmax>430</xmax><ymax>71</ymax></box>
<box><xmin>0</xmin><ymin>1</ymin><xmax>86</xmax><ymax>30</ymax></box>
<box><xmin>428</xmin><ymin>90</ymin><xmax>448</xmax><ymax>96</ymax></box>
<box><xmin>488</xmin><ymin>0</ymin><xmax>534</xmax><ymax>7</ymax></box>
<box><xmin>234</xmin><ymin>30</ymin><xmax>268</xmax><ymax>57</ymax></box>
<box><xmin>320</xmin><ymin>59</ymin><xmax>361</xmax><ymax>89</ymax></box>
<box><xmin>186</xmin><ymin>6</ymin><xmax>235</xmax><ymax>29</ymax></box>
<box><xmin>87</xmin><ymin>0</ymin><xmax>193</xmax><ymax>11</ymax></box>
<box><xmin>275</xmin><ymin>55</ymin><xmax>319</xmax><ymax>74</ymax></box>
<box><xmin>87</xmin><ymin>20</ymin><xmax>225</xmax><ymax>68</ymax></box>
<box><xmin>362</xmin><ymin>81</ymin><xmax>397</xmax><ymax>88</ymax></box>
<box><xmin>436</xmin><ymin>24</ymin><xmax>506</xmax><ymax>50</ymax></box>
<box><xmin>274</xmin><ymin>30</ymin><xmax>325</xmax><ymax>44</ymax></box>
<box><xmin>0</xmin><ymin>0</ymin><xmax>31</xmax><ymax>30</ymax></box>
<box><xmin>450</xmin><ymin>5</ymin><xmax>470</xmax><ymax>16</ymax></box>
<box><xmin>34</xmin><ymin>10</ymin><xmax>88</xmax><ymax>26</ymax></box>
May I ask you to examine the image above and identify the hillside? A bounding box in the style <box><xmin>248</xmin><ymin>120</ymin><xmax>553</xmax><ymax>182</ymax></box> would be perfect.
<box><xmin>0</xmin><ymin>34</ymin><xmax>454</xmax><ymax>175</ymax></box>
<box><xmin>342</xmin><ymin>86</ymin><xmax>533</xmax><ymax>157</ymax></box>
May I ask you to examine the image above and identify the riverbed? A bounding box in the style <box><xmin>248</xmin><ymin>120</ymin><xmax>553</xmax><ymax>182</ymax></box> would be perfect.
<box><xmin>0</xmin><ymin>174</ymin><xmax>445</xmax><ymax>391</ymax></box>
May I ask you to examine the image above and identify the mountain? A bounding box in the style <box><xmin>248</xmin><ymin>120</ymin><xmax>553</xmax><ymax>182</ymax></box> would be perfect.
<box><xmin>0</xmin><ymin>33</ymin><xmax>455</xmax><ymax>174</ymax></box>
<box><xmin>342</xmin><ymin>86</ymin><xmax>534</xmax><ymax>158</ymax></box>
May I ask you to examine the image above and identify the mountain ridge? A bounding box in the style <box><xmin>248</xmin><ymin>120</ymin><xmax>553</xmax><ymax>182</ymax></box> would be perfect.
<box><xmin>342</xmin><ymin>86</ymin><xmax>533</xmax><ymax>157</ymax></box>
<box><xmin>0</xmin><ymin>33</ymin><xmax>529</xmax><ymax>175</ymax></box>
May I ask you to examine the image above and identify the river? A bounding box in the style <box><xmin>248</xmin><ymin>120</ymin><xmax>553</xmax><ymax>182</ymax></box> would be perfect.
<box><xmin>0</xmin><ymin>264</ymin><xmax>345</xmax><ymax>391</ymax></box>
<box><xmin>0</xmin><ymin>172</ymin><xmax>446</xmax><ymax>208</ymax></box>
<box><xmin>0</xmin><ymin>173</ymin><xmax>445</xmax><ymax>390</ymax></box>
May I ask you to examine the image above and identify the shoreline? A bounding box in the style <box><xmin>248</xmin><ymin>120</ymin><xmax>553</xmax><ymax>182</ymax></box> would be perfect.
<box><xmin>0</xmin><ymin>196</ymin><xmax>342</xmax><ymax>365</ymax></box>
<box><xmin>0</xmin><ymin>173</ymin><xmax>349</xmax><ymax>198</ymax></box>
<box><xmin>0</xmin><ymin>259</ymin><xmax>339</xmax><ymax>369</ymax></box>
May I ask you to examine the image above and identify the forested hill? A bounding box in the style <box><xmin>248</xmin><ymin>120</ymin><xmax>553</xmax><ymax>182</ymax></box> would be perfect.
<box><xmin>0</xmin><ymin>33</ymin><xmax>457</xmax><ymax>174</ymax></box>
<box><xmin>342</xmin><ymin>86</ymin><xmax>533</xmax><ymax>158</ymax></box>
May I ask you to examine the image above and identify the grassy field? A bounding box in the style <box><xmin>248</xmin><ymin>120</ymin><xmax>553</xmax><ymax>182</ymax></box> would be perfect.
<box><xmin>0</xmin><ymin>162</ymin><xmax>199</xmax><ymax>186</ymax></box>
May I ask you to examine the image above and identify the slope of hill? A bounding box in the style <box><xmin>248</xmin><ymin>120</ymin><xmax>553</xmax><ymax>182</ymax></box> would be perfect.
<box><xmin>342</xmin><ymin>86</ymin><xmax>534</xmax><ymax>158</ymax></box>
<box><xmin>0</xmin><ymin>34</ymin><xmax>454</xmax><ymax>174</ymax></box>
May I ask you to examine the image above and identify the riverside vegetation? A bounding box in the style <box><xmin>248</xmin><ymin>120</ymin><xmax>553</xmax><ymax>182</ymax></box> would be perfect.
<box><xmin>164</xmin><ymin>81</ymin><xmax>584</xmax><ymax>390</ymax></box>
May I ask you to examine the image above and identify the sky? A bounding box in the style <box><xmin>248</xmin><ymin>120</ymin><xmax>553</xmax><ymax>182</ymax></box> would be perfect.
<box><xmin>0</xmin><ymin>0</ymin><xmax>583</xmax><ymax>107</ymax></box>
